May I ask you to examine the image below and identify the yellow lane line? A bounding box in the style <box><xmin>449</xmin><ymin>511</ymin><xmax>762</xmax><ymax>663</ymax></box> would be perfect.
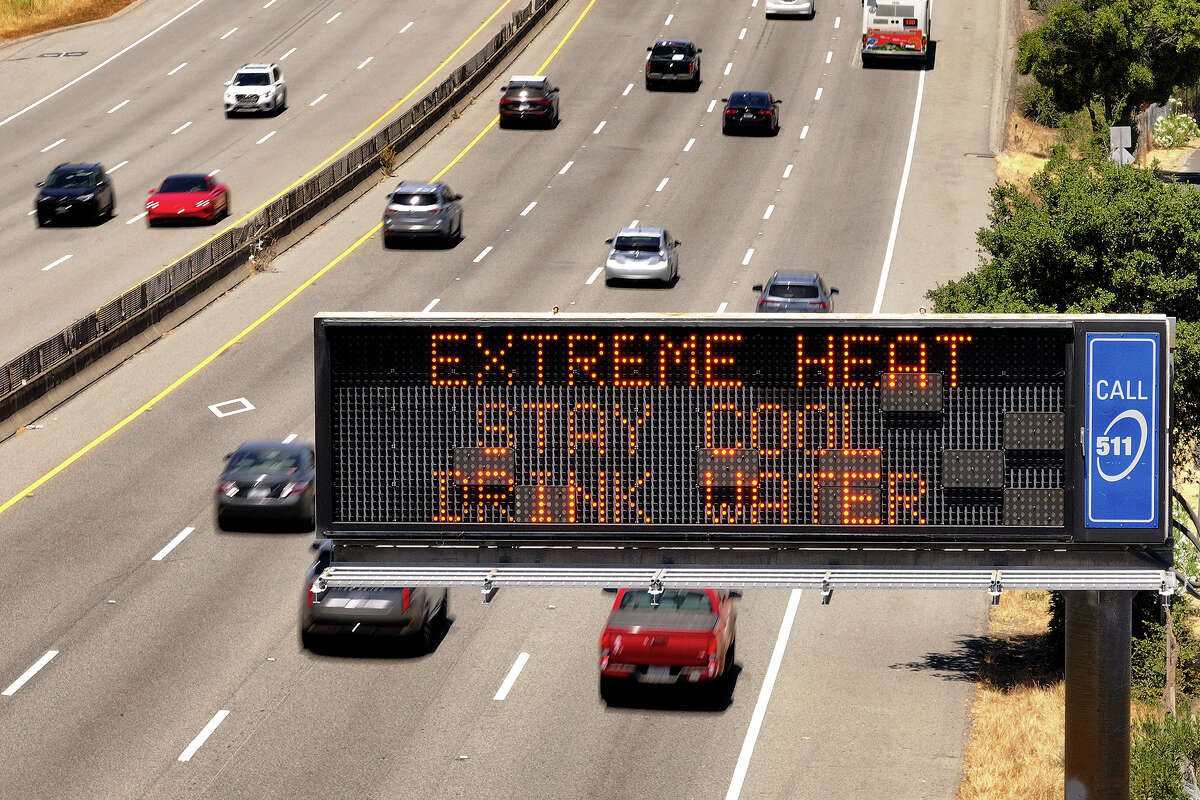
<box><xmin>0</xmin><ymin>0</ymin><xmax>598</xmax><ymax>516</ymax></box>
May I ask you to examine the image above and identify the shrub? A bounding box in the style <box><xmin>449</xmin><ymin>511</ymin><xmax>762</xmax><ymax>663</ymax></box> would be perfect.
<box><xmin>1154</xmin><ymin>98</ymin><xmax>1200</xmax><ymax>149</ymax></box>
<box><xmin>1018</xmin><ymin>79</ymin><xmax>1065</xmax><ymax>128</ymax></box>
<box><xmin>1131</xmin><ymin>709</ymin><xmax>1200</xmax><ymax>799</ymax></box>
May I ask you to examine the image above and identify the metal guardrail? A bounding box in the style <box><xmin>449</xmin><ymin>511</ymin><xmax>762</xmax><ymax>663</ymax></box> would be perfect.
<box><xmin>0</xmin><ymin>0</ymin><xmax>558</xmax><ymax>424</ymax></box>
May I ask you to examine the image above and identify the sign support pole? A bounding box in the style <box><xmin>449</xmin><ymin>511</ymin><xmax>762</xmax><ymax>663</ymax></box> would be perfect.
<box><xmin>1064</xmin><ymin>590</ymin><xmax>1131</xmax><ymax>800</ymax></box>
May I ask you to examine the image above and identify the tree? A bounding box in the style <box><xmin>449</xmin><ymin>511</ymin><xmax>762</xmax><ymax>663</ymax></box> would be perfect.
<box><xmin>927</xmin><ymin>149</ymin><xmax>1200</xmax><ymax>465</ymax></box>
<box><xmin>1016</xmin><ymin>0</ymin><xmax>1200</xmax><ymax>131</ymax></box>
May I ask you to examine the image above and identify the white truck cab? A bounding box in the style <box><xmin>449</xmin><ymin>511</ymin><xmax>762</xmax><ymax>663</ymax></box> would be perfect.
<box><xmin>224</xmin><ymin>63</ymin><xmax>287</xmax><ymax>117</ymax></box>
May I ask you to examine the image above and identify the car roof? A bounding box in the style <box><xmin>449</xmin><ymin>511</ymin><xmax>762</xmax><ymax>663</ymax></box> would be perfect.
<box><xmin>614</xmin><ymin>226</ymin><xmax>665</xmax><ymax>237</ymax></box>
<box><xmin>392</xmin><ymin>181</ymin><xmax>444</xmax><ymax>193</ymax></box>
<box><xmin>768</xmin><ymin>271</ymin><xmax>823</xmax><ymax>284</ymax></box>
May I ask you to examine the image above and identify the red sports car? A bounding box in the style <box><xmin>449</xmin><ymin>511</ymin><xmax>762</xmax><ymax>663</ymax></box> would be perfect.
<box><xmin>146</xmin><ymin>173</ymin><xmax>230</xmax><ymax>226</ymax></box>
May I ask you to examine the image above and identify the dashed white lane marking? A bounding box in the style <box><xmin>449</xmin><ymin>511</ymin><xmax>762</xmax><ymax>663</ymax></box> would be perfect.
<box><xmin>752</xmin><ymin>0</ymin><xmax>759</xmax><ymax>6</ymax></box>
<box><xmin>423</xmin><ymin>298</ymin><xmax>440</xmax><ymax>312</ymax></box>
<box><xmin>814</xmin><ymin>87</ymin><xmax>823</xmax><ymax>101</ymax></box>
<box><xmin>763</xmin><ymin>204</ymin><xmax>775</xmax><ymax>220</ymax></box>
<box><xmin>152</xmin><ymin>526</ymin><xmax>194</xmax><ymax>561</ymax></box>
<box><xmin>520</xmin><ymin>201</ymin><xmax>537</xmax><ymax>216</ymax></box>
<box><xmin>834</xmin><ymin>15</ymin><xmax>841</xmax><ymax>27</ymax></box>
<box><xmin>107</xmin><ymin>99</ymin><xmax>129</xmax><ymax>113</ymax></box>
<box><xmin>707</xmin><ymin>99</ymin><xmax>717</xmax><ymax>112</ymax></box>
<box><xmin>40</xmin><ymin>138</ymin><xmax>65</xmax><ymax>152</ymax></box>
<box><xmin>280</xmin><ymin>46</ymin><xmax>296</xmax><ymax>60</ymax></box>
<box><xmin>207</xmin><ymin>169</ymin><xmax>220</xmax><ymax>176</ymax></box>
<box><xmin>782</xmin><ymin>163</ymin><xmax>793</xmax><ymax>178</ymax></box>
<box><xmin>400</xmin><ymin>21</ymin><xmax>414</xmax><ymax>33</ymax></box>
<box><xmin>494</xmin><ymin>652</ymin><xmax>530</xmax><ymax>700</ymax></box>
<box><xmin>683</xmin><ymin>137</ymin><xmax>695</xmax><ymax>151</ymax></box>
<box><xmin>178</xmin><ymin>710</ymin><xmax>230</xmax><ymax>762</ymax></box>
<box><xmin>108</xmin><ymin>161</ymin><xmax>128</xmax><ymax>173</ymax></box>
<box><xmin>622</xmin><ymin>83</ymin><xmax>633</xmax><ymax>96</ymax></box>
<box><xmin>656</xmin><ymin>177</ymin><xmax>669</xmax><ymax>192</ymax></box>
<box><xmin>168</xmin><ymin>62</ymin><xmax>187</xmax><ymax>76</ymax></box>
<box><xmin>739</xmin><ymin>27</ymin><xmax>747</xmax><ymax>40</ymax></box>
<box><xmin>171</xmin><ymin>121</ymin><xmax>192</xmax><ymax>135</ymax></box>
<box><xmin>309</xmin><ymin>93</ymin><xmax>328</xmax><ymax>107</ymax></box>
<box><xmin>559</xmin><ymin>161</ymin><xmax>574</xmax><ymax>174</ymax></box>
<box><xmin>256</xmin><ymin>131</ymin><xmax>276</xmax><ymax>144</ymax></box>
<box><xmin>263</xmin><ymin>0</ymin><xmax>276</xmax><ymax>7</ymax></box>
<box><xmin>126</xmin><ymin>211</ymin><xmax>148</xmax><ymax>224</ymax></box>
<box><xmin>630</xmin><ymin>218</ymin><xmax>639</xmax><ymax>227</ymax></box>
<box><xmin>717</xmin><ymin>301</ymin><xmax>728</xmax><ymax>313</ymax></box>
<box><xmin>325</xmin><ymin>11</ymin><xmax>341</xmax><ymax>23</ymax></box>
<box><xmin>282</xmin><ymin>433</ymin><xmax>298</xmax><ymax>443</ymax></box>
<box><xmin>826</xmin><ymin>50</ymin><xmax>833</xmax><ymax>63</ymax></box>
<box><xmin>41</xmin><ymin>254</ymin><xmax>72</xmax><ymax>272</ymax></box>
<box><xmin>473</xmin><ymin>246</ymin><xmax>493</xmax><ymax>263</ymax></box>
<box><xmin>593</xmin><ymin>120</ymin><xmax>606</xmax><ymax>134</ymax></box>
<box><xmin>872</xmin><ymin>69</ymin><xmax>926</xmax><ymax>313</ymax></box>
<box><xmin>219</xmin><ymin>26</ymin><xmax>237</xmax><ymax>40</ymax></box>
<box><xmin>741</xmin><ymin>248</ymin><xmax>754</xmax><ymax>265</ymax></box>
<box><xmin>725</xmin><ymin>589</ymin><xmax>802</xmax><ymax>800</ymax></box>
<box><xmin>357</xmin><ymin>56</ymin><xmax>373</xmax><ymax>70</ymax></box>
<box><xmin>2</xmin><ymin>651</ymin><xmax>59</xmax><ymax>696</ymax></box>
<box><xmin>724</xmin><ymin>62</ymin><xmax>733</xmax><ymax>75</ymax></box>
<box><xmin>800</xmin><ymin>125</ymin><xmax>809</xmax><ymax>139</ymax></box>
<box><xmin>26</xmin><ymin>210</ymin><xmax>35</xmax><ymax>216</ymax></box>
<box><xmin>664</xmin><ymin>13</ymin><xmax>674</xmax><ymax>24</ymax></box>
<box><xmin>586</xmin><ymin>267</ymin><xmax>603</xmax><ymax>285</ymax></box>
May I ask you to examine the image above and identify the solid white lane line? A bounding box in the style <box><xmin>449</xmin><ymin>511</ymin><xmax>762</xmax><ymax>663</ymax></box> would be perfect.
<box><xmin>724</xmin><ymin>62</ymin><xmax>733</xmax><ymax>75</ymax></box>
<box><xmin>739</xmin><ymin>27</ymin><xmax>747</xmax><ymax>40</ymax></box>
<box><xmin>256</xmin><ymin>131</ymin><xmax>276</xmax><ymax>144</ymax></box>
<box><xmin>282</xmin><ymin>433</ymin><xmax>298</xmax><ymax>443</ymax></box>
<box><xmin>725</xmin><ymin>589</ymin><xmax>802</xmax><ymax>800</ymax></box>
<box><xmin>717</xmin><ymin>301</ymin><xmax>728</xmax><ymax>313</ymax></box>
<box><xmin>168</xmin><ymin>62</ymin><xmax>187</xmax><ymax>76</ymax></box>
<box><xmin>280</xmin><ymin>47</ymin><xmax>296</xmax><ymax>60</ymax></box>
<box><xmin>325</xmin><ymin>11</ymin><xmax>341</xmax><ymax>23</ymax></box>
<box><xmin>171</xmin><ymin>121</ymin><xmax>191</xmax><ymax>135</ymax></box>
<box><xmin>152</xmin><ymin>526</ymin><xmax>194</xmax><ymax>561</ymax></box>
<box><xmin>2</xmin><ymin>651</ymin><xmax>59</xmax><ymax>696</ymax></box>
<box><xmin>559</xmin><ymin>161</ymin><xmax>574</xmax><ymax>175</ymax></box>
<box><xmin>178</xmin><ymin>710</ymin><xmax>229</xmax><ymax>762</ymax></box>
<box><xmin>107</xmin><ymin>99</ymin><xmax>130</xmax><ymax>114</ymax></box>
<box><xmin>423</xmin><ymin>298</ymin><xmax>440</xmax><ymax>312</ymax></box>
<box><xmin>473</xmin><ymin>246</ymin><xmax>493</xmax><ymax>263</ymax></box>
<box><xmin>593</xmin><ymin>120</ymin><xmax>606</xmax><ymax>134</ymax></box>
<box><xmin>400</xmin><ymin>21</ymin><xmax>414</xmax><ymax>33</ymax></box>
<box><xmin>814</xmin><ymin>87</ymin><xmax>823</xmax><ymax>101</ymax></box>
<box><xmin>800</xmin><ymin>125</ymin><xmax>809</xmax><ymax>139</ymax></box>
<box><xmin>834</xmin><ymin>15</ymin><xmax>841</xmax><ymax>27</ymax></box>
<box><xmin>742</xmin><ymin>248</ymin><xmax>754</xmax><ymax>266</ymax></box>
<box><xmin>493</xmin><ymin>652</ymin><xmax>530</xmax><ymax>700</ymax></box>
<box><xmin>656</xmin><ymin>177</ymin><xmax>669</xmax><ymax>192</ymax></box>
<box><xmin>622</xmin><ymin>83</ymin><xmax>633</xmax><ymax>96</ymax></box>
<box><xmin>763</xmin><ymin>204</ymin><xmax>774</xmax><ymax>220</ymax></box>
<box><xmin>207</xmin><ymin>169</ymin><xmax>220</xmax><ymax>176</ymax></box>
<box><xmin>520</xmin><ymin>201</ymin><xmax>537</xmax><ymax>216</ymax></box>
<box><xmin>783</xmin><ymin>164</ymin><xmax>793</xmax><ymax>178</ymax></box>
<box><xmin>586</xmin><ymin>266</ymin><xmax>603</xmax><ymax>285</ymax></box>
<box><xmin>108</xmin><ymin>161</ymin><xmax>128</xmax><ymax>173</ymax></box>
<box><xmin>309</xmin><ymin>93</ymin><xmax>328</xmax><ymax>107</ymax></box>
<box><xmin>41</xmin><ymin>254</ymin><xmax>72</xmax><ymax>272</ymax></box>
<box><xmin>40</xmin><ymin>138</ymin><xmax>65</xmax><ymax>152</ymax></box>
<box><xmin>826</xmin><ymin>51</ymin><xmax>833</xmax><ymax>63</ymax></box>
<box><xmin>683</xmin><ymin>137</ymin><xmax>695</xmax><ymax>152</ymax></box>
<box><xmin>126</xmin><ymin>211</ymin><xmax>148</xmax><ymax>224</ymax></box>
<box><xmin>357</xmin><ymin>56</ymin><xmax>373</xmax><ymax>70</ymax></box>
<box><xmin>1</xmin><ymin>0</ymin><xmax>206</xmax><ymax>128</ymax></box>
<box><xmin>219</xmin><ymin>26</ymin><xmax>237</xmax><ymax>40</ymax></box>
<box><xmin>872</xmin><ymin>69</ymin><xmax>926</xmax><ymax>313</ymax></box>
<box><xmin>665</xmin><ymin>13</ymin><xmax>673</xmax><ymax>24</ymax></box>
<box><xmin>707</xmin><ymin>99</ymin><xmax>717</xmax><ymax>113</ymax></box>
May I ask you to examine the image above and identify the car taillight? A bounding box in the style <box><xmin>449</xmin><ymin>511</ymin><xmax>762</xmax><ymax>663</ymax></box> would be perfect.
<box><xmin>280</xmin><ymin>481</ymin><xmax>309</xmax><ymax>498</ymax></box>
<box><xmin>706</xmin><ymin>637</ymin><xmax>719</xmax><ymax>678</ymax></box>
<box><xmin>385</xmin><ymin>206</ymin><xmax>400</xmax><ymax>215</ymax></box>
<box><xmin>428</xmin><ymin>207</ymin><xmax>443</xmax><ymax>214</ymax></box>
<box><xmin>533</xmin><ymin>98</ymin><xmax>551</xmax><ymax>106</ymax></box>
<box><xmin>401</xmin><ymin>587</ymin><xmax>412</xmax><ymax>612</ymax></box>
<box><xmin>306</xmin><ymin>585</ymin><xmax>317</xmax><ymax>607</ymax></box>
<box><xmin>724</xmin><ymin>108</ymin><xmax>738</xmax><ymax>115</ymax></box>
<box><xmin>599</xmin><ymin>631</ymin><xmax>613</xmax><ymax>668</ymax></box>
<box><xmin>687</xmin><ymin>61</ymin><xmax>695</xmax><ymax>72</ymax></box>
<box><xmin>818</xmin><ymin>301</ymin><xmax>829</xmax><ymax>309</ymax></box>
<box><xmin>218</xmin><ymin>480</ymin><xmax>237</xmax><ymax>496</ymax></box>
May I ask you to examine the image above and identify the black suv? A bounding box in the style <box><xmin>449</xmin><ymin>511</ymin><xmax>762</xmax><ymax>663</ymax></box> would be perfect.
<box><xmin>645</xmin><ymin>40</ymin><xmax>702</xmax><ymax>90</ymax></box>
<box><xmin>35</xmin><ymin>163</ymin><xmax>115</xmax><ymax>226</ymax></box>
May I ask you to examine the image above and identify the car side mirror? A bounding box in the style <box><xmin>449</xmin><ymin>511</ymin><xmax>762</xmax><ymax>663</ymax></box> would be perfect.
<box><xmin>604</xmin><ymin>237</ymin><xmax>614</xmax><ymax>244</ymax></box>
<box><xmin>697</xmin><ymin>48</ymin><xmax>703</xmax><ymax>53</ymax></box>
<box><xmin>751</xmin><ymin>284</ymin><xmax>764</xmax><ymax>292</ymax></box>
<box><xmin>149</xmin><ymin>188</ymin><xmax>156</xmax><ymax>193</ymax></box>
<box><xmin>730</xmin><ymin>590</ymin><xmax>744</xmax><ymax>599</ymax></box>
<box><xmin>311</xmin><ymin>540</ymin><xmax>322</xmax><ymax>550</ymax></box>
<box><xmin>602</xmin><ymin>587</ymin><xmax>619</xmax><ymax>593</ymax></box>
<box><xmin>720</xmin><ymin>97</ymin><xmax>729</xmax><ymax>102</ymax></box>
<box><xmin>673</xmin><ymin>240</ymin><xmax>681</xmax><ymax>247</ymax></box>
<box><xmin>830</xmin><ymin>287</ymin><xmax>840</xmax><ymax>295</ymax></box>
<box><xmin>647</xmin><ymin>46</ymin><xmax>653</xmax><ymax>51</ymax></box>
<box><xmin>773</xmin><ymin>99</ymin><xmax>782</xmax><ymax>104</ymax></box>
<box><xmin>454</xmin><ymin>194</ymin><xmax>463</xmax><ymax>200</ymax></box>
<box><xmin>500</xmin><ymin>84</ymin><xmax>508</xmax><ymax>90</ymax></box>
<box><xmin>224</xmin><ymin>452</ymin><xmax>233</xmax><ymax>459</ymax></box>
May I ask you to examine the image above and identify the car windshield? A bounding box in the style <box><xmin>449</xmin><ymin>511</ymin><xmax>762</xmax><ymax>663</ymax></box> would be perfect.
<box><xmin>769</xmin><ymin>282</ymin><xmax>819</xmax><ymax>299</ymax></box>
<box><xmin>873</xmin><ymin>3</ymin><xmax>916</xmax><ymax>15</ymax></box>
<box><xmin>45</xmin><ymin>170</ymin><xmax>94</xmax><ymax>189</ymax></box>
<box><xmin>228</xmin><ymin>448</ymin><xmax>303</xmax><ymax>474</ymax></box>
<box><xmin>651</xmin><ymin>44</ymin><xmax>691</xmax><ymax>57</ymax></box>
<box><xmin>613</xmin><ymin>236</ymin><xmax>661</xmax><ymax>253</ymax></box>
<box><xmin>392</xmin><ymin>192</ymin><xmax>438</xmax><ymax>206</ymax></box>
<box><xmin>619</xmin><ymin>590</ymin><xmax>714</xmax><ymax>612</ymax></box>
<box><xmin>159</xmin><ymin>176</ymin><xmax>208</xmax><ymax>193</ymax></box>
<box><xmin>234</xmin><ymin>72</ymin><xmax>271</xmax><ymax>86</ymax></box>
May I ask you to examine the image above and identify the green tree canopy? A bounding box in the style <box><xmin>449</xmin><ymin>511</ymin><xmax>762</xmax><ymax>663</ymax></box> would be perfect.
<box><xmin>1016</xmin><ymin>0</ymin><xmax>1200</xmax><ymax>130</ymax></box>
<box><xmin>927</xmin><ymin>151</ymin><xmax>1200</xmax><ymax>465</ymax></box>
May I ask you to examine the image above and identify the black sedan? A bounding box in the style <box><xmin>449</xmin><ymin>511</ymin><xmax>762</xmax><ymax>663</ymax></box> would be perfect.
<box><xmin>216</xmin><ymin>441</ymin><xmax>315</xmax><ymax>530</ymax></box>
<box><xmin>35</xmin><ymin>162</ymin><xmax>116</xmax><ymax>226</ymax></box>
<box><xmin>498</xmin><ymin>75</ymin><xmax>560</xmax><ymax>128</ymax></box>
<box><xmin>721</xmin><ymin>91</ymin><xmax>781</xmax><ymax>136</ymax></box>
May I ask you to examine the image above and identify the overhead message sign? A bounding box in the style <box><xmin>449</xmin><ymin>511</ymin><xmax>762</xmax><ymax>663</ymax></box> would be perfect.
<box><xmin>314</xmin><ymin>314</ymin><xmax>1170</xmax><ymax>545</ymax></box>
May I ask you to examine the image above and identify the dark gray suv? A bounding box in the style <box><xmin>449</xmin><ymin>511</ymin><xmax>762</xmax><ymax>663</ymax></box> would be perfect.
<box><xmin>382</xmin><ymin>181</ymin><xmax>463</xmax><ymax>247</ymax></box>
<box><xmin>752</xmin><ymin>271</ymin><xmax>839</xmax><ymax>312</ymax></box>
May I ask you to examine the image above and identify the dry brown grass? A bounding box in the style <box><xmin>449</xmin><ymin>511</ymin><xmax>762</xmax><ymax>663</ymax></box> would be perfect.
<box><xmin>1147</xmin><ymin>139</ymin><xmax>1200</xmax><ymax>172</ymax></box>
<box><xmin>994</xmin><ymin>113</ymin><xmax>1056</xmax><ymax>189</ymax></box>
<box><xmin>0</xmin><ymin>0</ymin><xmax>137</xmax><ymax>43</ymax></box>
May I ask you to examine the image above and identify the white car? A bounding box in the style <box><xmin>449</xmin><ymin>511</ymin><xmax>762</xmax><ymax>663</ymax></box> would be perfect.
<box><xmin>603</xmin><ymin>226</ymin><xmax>680</xmax><ymax>287</ymax></box>
<box><xmin>765</xmin><ymin>0</ymin><xmax>815</xmax><ymax>17</ymax></box>
<box><xmin>224</xmin><ymin>63</ymin><xmax>287</xmax><ymax>117</ymax></box>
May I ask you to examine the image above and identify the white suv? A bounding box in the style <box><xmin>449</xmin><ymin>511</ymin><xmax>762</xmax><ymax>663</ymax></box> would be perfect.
<box><xmin>224</xmin><ymin>64</ymin><xmax>287</xmax><ymax>117</ymax></box>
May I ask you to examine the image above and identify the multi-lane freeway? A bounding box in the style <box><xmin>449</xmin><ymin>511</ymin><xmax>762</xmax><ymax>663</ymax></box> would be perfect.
<box><xmin>0</xmin><ymin>0</ymin><xmax>1013</xmax><ymax>796</ymax></box>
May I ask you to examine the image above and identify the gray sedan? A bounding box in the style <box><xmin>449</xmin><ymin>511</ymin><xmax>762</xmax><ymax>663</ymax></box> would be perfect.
<box><xmin>603</xmin><ymin>227</ymin><xmax>680</xmax><ymax>286</ymax></box>
<box><xmin>752</xmin><ymin>271</ymin><xmax>839</xmax><ymax>311</ymax></box>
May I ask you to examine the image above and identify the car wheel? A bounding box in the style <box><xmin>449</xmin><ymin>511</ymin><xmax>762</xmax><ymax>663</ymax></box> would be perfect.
<box><xmin>225</xmin><ymin>110</ymin><xmax>235</xmax><ymax>119</ymax></box>
<box><xmin>279</xmin><ymin>90</ymin><xmax>287</xmax><ymax>113</ymax></box>
<box><xmin>433</xmin><ymin>591</ymin><xmax>449</xmax><ymax>627</ymax></box>
<box><xmin>301</xmin><ymin>629</ymin><xmax>326</xmax><ymax>653</ymax></box>
<box><xmin>455</xmin><ymin>214</ymin><xmax>464</xmax><ymax>242</ymax></box>
<box><xmin>722</xmin><ymin>122</ymin><xmax>731</xmax><ymax>135</ymax></box>
<box><xmin>599</xmin><ymin>676</ymin><xmax>623</xmax><ymax>703</ymax></box>
<box><xmin>604</xmin><ymin>277</ymin><xmax>614</xmax><ymax>287</ymax></box>
<box><xmin>644</xmin><ymin>79</ymin><xmax>655</xmax><ymax>91</ymax></box>
<box><xmin>692</xmin><ymin>70</ymin><xmax>701</xmax><ymax>91</ymax></box>
<box><xmin>415</xmin><ymin>615</ymin><xmax>435</xmax><ymax>654</ymax></box>
<box><xmin>36</xmin><ymin>215</ymin><xmax>48</xmax><ymax>228</ymax></box>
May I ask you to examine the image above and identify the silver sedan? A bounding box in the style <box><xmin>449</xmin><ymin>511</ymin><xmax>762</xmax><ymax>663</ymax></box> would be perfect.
<box><xmin>603</xmin><ymin>227</ymin><xmax>680</xmax><ymax>286</ymax></box>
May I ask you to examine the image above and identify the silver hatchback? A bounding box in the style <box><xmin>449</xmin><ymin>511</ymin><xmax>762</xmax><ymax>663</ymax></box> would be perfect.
<box><xmin>604</xmin><ymin>227</ymin><xmax>680</xmax><ymax>286</ymax></box>
<box><xmin>752</xmin><ymin>271</ymin><xmax>839</xmax><ymax>311</ymax></box>
<box><xmin>382</xmin><ymin>181</ymin><xmax>463</xmax><ymax>247</ymax></box>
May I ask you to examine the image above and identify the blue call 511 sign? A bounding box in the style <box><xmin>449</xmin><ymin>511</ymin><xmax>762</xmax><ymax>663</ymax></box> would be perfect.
<box><xmin>1085</xmin><ymin>333</ymin><xmax>1160</xmax><ymax>528</ymax></box>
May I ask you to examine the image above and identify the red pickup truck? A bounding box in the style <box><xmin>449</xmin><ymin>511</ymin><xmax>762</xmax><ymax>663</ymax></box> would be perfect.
<box><xmin>598</xmin><ymin>588</ymin><xmax>739</xmax><ymax>701</ymax></box>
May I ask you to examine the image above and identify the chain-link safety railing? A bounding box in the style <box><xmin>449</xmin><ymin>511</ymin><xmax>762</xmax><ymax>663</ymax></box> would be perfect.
<box><xmin>0</xmin><ymin>0</ymin><xmax>557</xmax><ymax>422</ymax></box>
